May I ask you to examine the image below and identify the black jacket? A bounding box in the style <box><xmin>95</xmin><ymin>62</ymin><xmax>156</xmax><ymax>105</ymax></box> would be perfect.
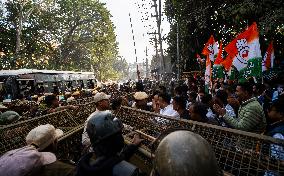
<box><xmin>76</xmin><ymin>144</ymin><xmax>138</xmax><ymax>176</ymax></box>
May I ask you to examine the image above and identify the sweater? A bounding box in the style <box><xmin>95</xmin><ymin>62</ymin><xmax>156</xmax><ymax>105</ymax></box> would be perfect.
<box><xmin>223</xmin><ymin>97</ymin><xmax>266</xmax><ymax>133</ymax></box>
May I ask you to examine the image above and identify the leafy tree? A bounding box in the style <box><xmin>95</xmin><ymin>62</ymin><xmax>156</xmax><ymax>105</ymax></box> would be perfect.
<box><xmin>165</xmin><ymin>0</ymin><xmax>284</xmax><ymax>72</ymax></box>
<box><xmin>0</xmin><ymin>0</ymin><xmax>124</xmax><ymax>81</ymax></box>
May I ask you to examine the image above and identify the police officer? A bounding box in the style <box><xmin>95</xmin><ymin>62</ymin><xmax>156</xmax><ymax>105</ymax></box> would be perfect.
<box><xmin>151</xmin><ymin>130</ymin><xmax>220</xmax><ymax>176</ymax></box>
<box><xmin>76</xmin><ymin>111</ymin><xmax>143</xmax><ymax>176</ymax></box>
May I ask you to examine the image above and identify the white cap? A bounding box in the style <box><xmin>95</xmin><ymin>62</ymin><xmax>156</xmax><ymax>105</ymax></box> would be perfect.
<box><xmin>93</xmin><ymin>92</ymin><xmax>111</xmax><ymax>103</ymax></box>
<box><xmin>44</xmin><ymin>93</ymin><xmax>52</xmax><ymax>96</ymax></box>
<box><xmin>134</xmin><ymin>92</ymin><xmax>148</xmax><ymax>100</ymax></box>
<box><xmin>66</xmin><ymin>96</ymin><xmax>75</xmax><ymax>103</ymax></box>
<box><xmin>26</xmin><ymin>124</ymin><xmax>63</xmax><ymax>151</ymax></box>
<box><xmin>0</xmin><ymin>104</ymin><xmax>7</xmax><ymax>109</ymax></box>
<box><xmin>72</xmin><ymin>91</ymin><xmax>80</xmax><ymax>96</ymax></box>
<box><xmin>65</xmin><ymin>92</ymin><xmax>71</xmax><ymax>95</ymax></box>
<box><xmin>31</xmin><ymin>95</ymin><xmax>38</xmax><ymax>99</ymax></box>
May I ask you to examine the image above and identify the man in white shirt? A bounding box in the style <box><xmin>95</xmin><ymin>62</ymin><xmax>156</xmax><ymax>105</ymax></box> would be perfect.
<box><xmin>81</xmin><ymin>92</ymin><xmax>111</xmax><ymax>153</ymax></box>
<box><xmin>158</xmin><ymin>93</ymin><xmax>179</xmax><ymax>118</ymax></box>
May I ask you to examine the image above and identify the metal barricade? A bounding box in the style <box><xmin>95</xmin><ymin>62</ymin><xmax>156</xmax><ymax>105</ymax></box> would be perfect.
<box><xmin>2</xmin><ymin>104</ymin><xmax>283</xmax><ymax>175</ymax></box>
<box><xmin>116</xmin><ymin>106</ymin><xmax>284</xmax><ymax>176</ymax></box>
<box><xmin>0</xmin><ymin>100</ymin><xmax>96</xmax><ymax>156</ymax></box>
<box><xmin>57</xmin><ymin>125</ymin><xmax>84</xmax><ymax>162</ymax></box>
<box><xmin>71</xmin><ymin>101</ymin><xmax>96</xmax><ymax>124</ymax></box>
<box><xmin>0</xmin><ymin>110</ymin><xmax>79</xmax><ymax>155</ymax></box>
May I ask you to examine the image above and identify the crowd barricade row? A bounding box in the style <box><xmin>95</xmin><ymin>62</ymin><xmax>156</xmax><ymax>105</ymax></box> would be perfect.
<box><xmin>3</xmin><ymin>100</ymin><xmax>38</xmax><ymax>121</ymax></box>
<box><xmin>1</xmin><ymin>104</ymin><xmax>284</xmax><ymax>176</ymax></box>
<box><xmin>3</xmin><ymin>97</ymin><xmax>96</xmax><ymax>124</ymax></box>
<box><xmin>0</xmin><ymin>110</ymin><xmax>79</xmax><ymax>155</ymax></box>
<box><xmin>0</xmin><ymin>100</ymin><xmax>96</xmax><ymax>155</ymax></box>
<box><xmin>115</xmin><ymin>106</ymin><xmax>284</xmax><ymax>176</ymax></box>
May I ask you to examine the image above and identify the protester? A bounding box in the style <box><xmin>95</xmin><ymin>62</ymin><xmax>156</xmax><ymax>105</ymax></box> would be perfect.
<box><xmin>151</xmin><ymin>92</ymin><xmax>160</xmax><ymax>113</ymax></box>
<box><xmin>132</xmin><ymin>91</ymin><xmax>152</xmax><ymax>111</ymax></box>
<box><xmin>196</xmin><ymin>88</ymin><xmax>205</xmax><ymax>102</ymax></box>
<box><xmin>0</xmin><ymin>124</ymin><xmax>75</xmax><ymax>176</ymax></box>
<box><xmin>213</xmin><ymin>90</ymin><xmax>236</xmax><ymax>127</ymax></box>
<box><xmin>158</xmin><ymin>93</ymin><xmax>179</xmax><ymax>118</ymax></box>
<box><xmin>265</xmin><ymin>98</ymin><xmax>284</xmax><ymax>141</ymax></box>
<box><xmin>81</xmin><ymin>92</ymin><xmax>111</xmax><ymax>153</ymax></box>
<box><xmin>189</xmin><ymin>102</ymin><xmax>215</xmax><ymax>124</ymax></box>
<box><xmin>76</xmin><ymin>111</ymin><xmax>142</xmax><ymax>176</ymax></box>
<box><xmin>224</xmin><ymin>85</ymin><xmax>240</xmax><ymax>115</ymax></box>
<box><xmin>0</xmin><ymin>109</ymin><xmax>20</xmax><ymax>125</ymax></box>
<box><xmin>213</xmin><ymin>82</ymin><xmax>266</xmax><ymax>133</ymax></box>
<box><xmin>172</xmin><ymin>96</ymin><xmax>190</xmax><ymax>120</ymax></box>
<box><xmin>45</xmin><ymin>95</ymin><xmax>77</xmax><ymax>114</ymax></box>
<box><xmin>187</xmin><ymin>91</ymin><xmax>197</xmax><ymax>107</ymax></box>
<box><xmin>64</xmin><ymin>92</ymin><xmax>72</xmax><ymax>101</ymax></box>
<box><xmin>72</xmin><ymin>91</ymin><xmax>81</xmax><ymax>99</ymax></box>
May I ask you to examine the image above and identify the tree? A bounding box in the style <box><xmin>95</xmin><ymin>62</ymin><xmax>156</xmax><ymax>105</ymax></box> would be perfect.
<box><xmin>164</xmin><ymin>0</ymin><xmax>284</xmax><ymax>72</ymax></box>
<box><xmin>0</xmin><ymin>0</ymin><xmax>124</xmax><ymax>81</ymax></box>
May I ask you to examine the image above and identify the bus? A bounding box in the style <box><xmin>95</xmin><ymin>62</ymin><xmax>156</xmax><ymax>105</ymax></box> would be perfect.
<box><xmin>0</xmin><ymin>69</ymin><xmax>97</xmax><ymax>99</ymax></box>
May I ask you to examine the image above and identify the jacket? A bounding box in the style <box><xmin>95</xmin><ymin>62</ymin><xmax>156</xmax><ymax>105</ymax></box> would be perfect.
<box><xmin>35</xmin><ymin>160</ymin><xmax>75</xmax><ymax>176</ymax></box>
<box><xmin>76</xmin><ymin>144</ymin><xmax>138</xmax><ymax>176</ymax></box>
<box><xmin>265</xmin><ymin>121</ymin><xmax>284</xmax><ymax>137</ymax></box>
<box><xmin>223</xmin><ymin>97</ymin><xmax>266</xmax><ymax>133</ymax></box>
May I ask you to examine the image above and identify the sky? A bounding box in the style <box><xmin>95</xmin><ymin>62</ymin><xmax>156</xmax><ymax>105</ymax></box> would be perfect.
<box><xmin>100</xmin><ymin>0</ymin><xmax>170</xmax><ymax>64</ymax></box>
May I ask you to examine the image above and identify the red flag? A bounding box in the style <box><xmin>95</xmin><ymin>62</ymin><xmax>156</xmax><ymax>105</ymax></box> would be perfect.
<box><xmin>202</xmin><ymin>35</ymin><xmax>218</xmax><ymax>62</ymax></box>
<box><xmin>214</xmin><ymin>41</ymin><xmax>223</xmax><ymax>65</ymax></box>
<box><xmin>262</xmin><ymin>41</ymin><xmax>274</xmax><ymax>71</ymax></box>
<box><xmin>221</xmin><ymin>22</ymin><xmax>260</xmax><ymax>71</ymax></box>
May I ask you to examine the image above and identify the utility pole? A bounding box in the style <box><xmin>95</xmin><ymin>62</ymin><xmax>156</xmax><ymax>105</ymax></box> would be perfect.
<box><xmin>129</xmin><ymin>13</ymin><xmax>140</xmax><ymax>80</ymax></box>
<box><xmin>149</xmin><ymin>31</ymin><xmax>160</xmax><ymax>80</ymax></box>
<box><xmin>151</xmin><ymin>0</ymin><xmax>165</xmax><ymax>76</ymax></box>
<box><xmin>145</xmin><ymin>46</ymin><xmax>149</xmax><ymax>78</ymax></box>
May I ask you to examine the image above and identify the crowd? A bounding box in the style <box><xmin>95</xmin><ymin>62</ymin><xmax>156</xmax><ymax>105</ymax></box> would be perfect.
<box><xmin>0</xmin><ymin>74</ymin><xmax>283</xmax><ymax>176</ymax></box>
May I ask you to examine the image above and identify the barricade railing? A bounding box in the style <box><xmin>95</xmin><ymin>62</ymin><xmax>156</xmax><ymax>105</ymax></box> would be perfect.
<box><xmin>0</xmin><ymin>110</ymin><xmax>79</xmax><ymax>155</ymax></box>
<box><xmin>116</xmin><ymin>106</ymin><xmax>284</xmax><ymax>176</ymax></box>
<box><xmin>2</xmin><ymin>104</ymin><xmax>283</xmax><ymax>175</ymax></box>
<box><xmin>57</xmin><ymin>125</ymin><xmax>84</xmax><ymax>162</ymax></box>
<box><xmin>67</xmin><ymin>97</ymin><xmax>95</xmax><ymax>105</ymax></box>
<box><xmin>0</xmin><ymin>100</ymin><xmax>95</xmax><ymax>155</ymax></box>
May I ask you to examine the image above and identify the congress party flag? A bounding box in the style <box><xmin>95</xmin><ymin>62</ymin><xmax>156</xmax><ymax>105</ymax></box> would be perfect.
<box><xmin>202</xmin><ymin>35</ymin><xmax>218</xmax><ymax>62</ymax></box>
<box><xmin>205</xmin><ymin>56</ymin><xmax>212</xmax><ymax>93</ymax></box>
<box><xmin>221</xmin><ymin>22</ymin><xmax>262</xmax><ymax>81</ymax></box>
<box><xmin>212</xmin><ymin>41</ymin><xmax>224</xmax><ymax>79</ymax></box>
<box><xmin>262</xmin><ymin>41</ymin><xmax>275</xmax><ymax>72</ymax></box>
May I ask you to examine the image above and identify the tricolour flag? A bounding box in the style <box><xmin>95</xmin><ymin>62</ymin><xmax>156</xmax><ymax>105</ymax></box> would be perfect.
<box><xmin>214</xmin><ymin>41</ymin><xmax>223</xmax><ymax>65</ymax></box>
<box><xmin>205</xmin><ymin>56</ymin><xmax>212</xmax><ymax>94</ymax></box>
<box><xmin>202</xmin><ymin>35</ymin><xmax>218</xmax><ymax>62</ymax></box>
<box><xmin>221</xmin><ymin>22</ymin><xmax>262</xmax><ymax>81</ymax></box>
<box><xmin>212</xmin><ymin>41</ymin><xmax>224</xmax><ymax>79</ymax></box>
<box><xmin>262</xmin><ymin>41</ymin><xmax>275</xmax><ymax>72</ymax></box>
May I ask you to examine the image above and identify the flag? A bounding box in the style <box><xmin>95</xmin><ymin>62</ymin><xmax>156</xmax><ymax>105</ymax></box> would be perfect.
<box><xmin>205</xmin><ymin>57</ymin><xmax>212</xmax><ymax>94</ymax></box>
<box><xmin>202</xmin><ymin>35</ymin><xmax>218</xmax><ymax>62</ymax></box>
<box><xmin>214</xmin><ymin>41</ymin><xmax>223</xmax><ymax>65</ymax></box>
<box><xmin>196</xmin><ymin>54</ymin><xmax>204</xmax><ymax>64</ymax></box>
<box><xmin>212</xmin><ymin>41</ymin><xmax>224</xmax><ymax>79</ymax></box>
<box><xmin>221</xmin><ymin>22</ymin><xmax>262</xmax><ymax>81</ymax></box>
<box><xmin>262</xmin><ymin>41</ymin><xmax>275</xmax><ymax>72</ymax></box>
